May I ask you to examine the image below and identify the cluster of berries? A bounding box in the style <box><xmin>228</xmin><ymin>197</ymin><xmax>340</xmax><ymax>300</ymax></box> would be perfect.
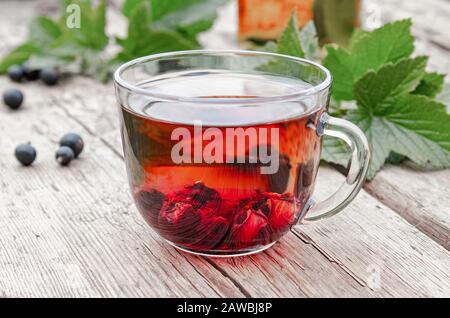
<box><xmin>3</xmin><ymin>63</ymin><xmax>61</xmax><ymax>110</ymax></box>
<box><xmin>15</xmin><ymin>133</ymin><xmax>84</xmax><ymax>167</ymax></box>
<box><xmin>8</xmin><ymin>63</ymin><xmax>60</xmax><ymax>85</ymax></box>
<box><xmin>2</xmin><ymin>63</ymin><xmax>85</xmax><ymax>167</ymax></box>
<box><xmin>136</xmin><ymin>183</ymin><xmax>296</xmax><ymax>251</ymax></box>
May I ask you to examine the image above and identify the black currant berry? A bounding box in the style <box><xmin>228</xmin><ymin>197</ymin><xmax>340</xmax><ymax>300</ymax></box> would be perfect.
<box><xmin>7</xmin><ymin>65</ymin><xmax>24</xmax><ymax>82</ymax></box>
<box><xmin>3</xmin><ymin>88</ymin><xmax>24</xmax><ymax>110</ymax></box>
<box><xmin>40</xmin><ymin>68</ymin><xmax>60</xmax><ymax>86</ymax></box>
<box><xmin>15</xmin><ymin>143</ymin><xmax>37</xmax><ymax>166</ymax></box>
<box><xmin>268</xmin><ymin>154</ymin><xmax>292</xmax><ymax>194</ymax></box>
<box><xmin>56</xmin><ymin>146</ymin><xmax>75</xmax><ymax>166</ymax></box>
<box><xmin>22</xmin><ymin>63</ymin><xmax>41</xmax><ymax>81</ymax></box>
<box><xmin>60</xmin><ymin>133</ymin><xmax>84</xmax><ymax>158</ymax></box>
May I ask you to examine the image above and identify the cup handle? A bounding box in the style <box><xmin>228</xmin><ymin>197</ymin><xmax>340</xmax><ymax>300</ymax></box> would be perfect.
<box><xmin>297</xmin><ymin>113</ymin><xmax>371</xmax><ymax>224</ymax></box>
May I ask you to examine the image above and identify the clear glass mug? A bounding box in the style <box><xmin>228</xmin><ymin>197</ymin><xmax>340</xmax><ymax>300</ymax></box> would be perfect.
<box><xmin>114</xmin><ymin>50</ymin><xmax>370</xmax><ymax>257</ymax></box>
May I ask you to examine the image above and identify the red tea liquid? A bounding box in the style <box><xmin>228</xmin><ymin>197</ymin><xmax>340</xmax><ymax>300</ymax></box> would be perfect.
<box><xmin>120</xmin><ymin>72</ymin><xmax>323</xmax><ymax>254</ymax></box>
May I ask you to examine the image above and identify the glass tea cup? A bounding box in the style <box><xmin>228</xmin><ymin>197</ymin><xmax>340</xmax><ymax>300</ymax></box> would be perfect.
<box><xmin>114</xmin><ymin>50</ymin><xmax>370</xmax><ymax>257</ymax></box>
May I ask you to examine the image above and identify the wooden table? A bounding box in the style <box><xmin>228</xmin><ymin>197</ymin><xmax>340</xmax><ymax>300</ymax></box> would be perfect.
<box><xmin>0</xmin><ymin>0</ymin><xmax>448</xmax><ymax>298</ymax></box>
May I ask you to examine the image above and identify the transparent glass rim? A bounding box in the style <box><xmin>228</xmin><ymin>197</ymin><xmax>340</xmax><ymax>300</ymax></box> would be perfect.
<box><xmin>114</xmin><ymin>49</ymin><xmax>333</xmax><ymax>105</ymax></box>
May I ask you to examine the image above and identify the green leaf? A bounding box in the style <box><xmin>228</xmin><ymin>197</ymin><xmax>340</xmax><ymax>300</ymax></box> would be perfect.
<box><xmin>353</xmin><ymin>57</ymin><xmax>427</xmax><ymax>113</ymax></box>
<box><xmin>276</xmin><ymin>13</ymin><xmax>305</xmax><ymax>58</ymax></box>
<box><xmin>154</xmin><ymin>0</ymin><xmax>228</xmax><ymax>38</ymax></box>
<box><xmin>412</xmin><ymin>72</ymin><xmax>445</xmax><ymax>98</ymax></box>
<box><xmin>0</xmin><ymin>43</ymin><xmax>40</xmax><ymax>73</ymax></box>
<box><xmin>124</xmin><ymin>0</ymin><xmax>179</xmax><ymax>19</ymax></box>
<box><xmin>45</xmin><ymin>32</ymin><xmax>85</xmax><ymax>57</ymax></box>
<box><xmin>61</xmin><ymin>0</ymin><xmax>108</xmax><ymax>50</ymax></box>
<box><xmin>117</xmin><ymin>0</ymin><xmax>223</xmax><ymax>62</ymax></box>
<box><xmin>29</xmin><ymin>16</ymin><xmax>63</xmax><ymax>46</ymax></box>
<box><xmin>349</xmin><ymin>60</ymin><xmax>450</xmax><ymax>179</ymax></box>
<box><xmin>319</xmin><ymin>19</ymin><xmax>450</xmax><ymax>180</ymax></box>
<box><xmin>1</xmin><ymin>0</ymin><xmax>109</xmax><ymax>75</ymax></box>
<box><xmin>0</xmin><ymin>16</ymin><xmax>63</xmax><ymax>73</ymax></box>
<box><xmin>123</xmin><ymin>0</ymin><xmax>227</xmax><ymax>38</ymax></box>
<box><xmin>120</xmin><ymin>1</ymin><xmax>153</xmax><ymax>54</ymax></box>
<box><xmin>324</xmin><ymin>19</ymin><xmax>415</xmax><ymax>101</ymax></box>
<box><xmin>351</xmin><ymin>20</ymin><xmax>414</xmax><ymax>75</ymax></box>
<box><xmin>116</xmin><ymin>2</ymin><xmax>198</xmax><ymax>61</ymax></box>
<box><xmin>151</xmin><ymin>0</ymin><xmax>208</xmax><ymax>21</ymax></box>
<box><xmin>386</xmin><ymin>152</ymin><xmax>406</xmax><ymax>165</ymax></box>
<box><xmin>118</xmin><ymin>28</ymin><xmax>199</xmax><ymax>62</ymax></box>
<box><xmin>321</xmin><ymin>136</ymin><xmax>351</xmax><ymax>167</ymax></box>
<box><xmin>299</xmin><ymin>22</ymin><xmax>320</xmax><ymax>61</ymax></box>
<box><xmin>323</xmin><ymin>46</ymin><xmax>354</xmax><ymax>100</ymax></box>
<box><xmin>437</xmin><ymin>83</ymin><xmax>450</xmax><ymax>113</ymax></box>
<box><xmin>349</xmin><ymin>29</ymin><xmax>369</xmax><ymax>49</ymax></box>
<box><xmin>123</xmin><ymin>0</ymin><xmax>147</xmax><ymax>17</ymax></box>
<box><xmin>259</xmin><ymin>17</ymin><xmax>319</xmax><ymax>68</ymax></box>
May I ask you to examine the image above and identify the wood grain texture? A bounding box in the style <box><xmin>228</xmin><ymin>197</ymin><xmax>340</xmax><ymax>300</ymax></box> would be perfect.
<box><xmin>365</xmin><ymin>167</ymin><xmax>450</xmax><ymax>250</ymax></box>
<box><xmin>0</xmin><ymin>78</ymin><xmax>246</xmax><ymax>298</ymax></box>
<box><xmin>0</xmin><ymin>0</ymin><xmax>449</xmax><ymax>298</ymax></box>
<box><xmin>296</xmin><ymin>167</ymin><xmax>450</xmax><ymax>298</ymax></box>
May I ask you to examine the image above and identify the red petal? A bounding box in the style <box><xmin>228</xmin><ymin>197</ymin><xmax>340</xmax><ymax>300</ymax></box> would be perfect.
<box><xmin>227</xmin><ymin>208</ymin><xmax>271</xmax><ymax>249</ymax></box>
<box><xmin>268</xmin><ymin>193</ymin><xmax>295</xmax><ymax>238</ymax></box>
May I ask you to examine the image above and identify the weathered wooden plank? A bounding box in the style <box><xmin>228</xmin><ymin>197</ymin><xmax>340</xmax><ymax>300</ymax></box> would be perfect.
<box><xmin>0</xmin><ymin>1</ymin><xmax>30</xmax><ymax>53</ymax></box>
<box><xmin>365</xmin><ymin>167</ymin><xmax>450</xmax><ymax>250</ymax></box>
<box><xmin>0</xmin><ymin>0</ymin><xmax>449</xmax><ymax>298</ymax></box>
<box><xmin>295</xmin><ymin>167</ymin><xmax>450</xmax><ymax>298</ymax></box>
<box><xmin>208</xmin><ymin>232</ymin><xmax>372</xmax><ymax>298</ymax></box>
<box><xmin>0</xmin><ymin>79</ymin><xmax>246</xmax><ymax>298</ymax></box>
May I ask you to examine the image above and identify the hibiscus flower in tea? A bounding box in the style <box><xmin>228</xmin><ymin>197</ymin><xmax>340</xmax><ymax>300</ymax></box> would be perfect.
<box><xmin>119</xmin><ymin>71</ymin><xmax>323</xmax><ymax>255</ymax></box>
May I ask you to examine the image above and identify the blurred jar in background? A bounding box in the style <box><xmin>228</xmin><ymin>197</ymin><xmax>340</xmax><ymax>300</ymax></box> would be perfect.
<box><xmin>239</xmin><ymin>0</ymin><xmax>361</xmax><ymax>47</ymax></box>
